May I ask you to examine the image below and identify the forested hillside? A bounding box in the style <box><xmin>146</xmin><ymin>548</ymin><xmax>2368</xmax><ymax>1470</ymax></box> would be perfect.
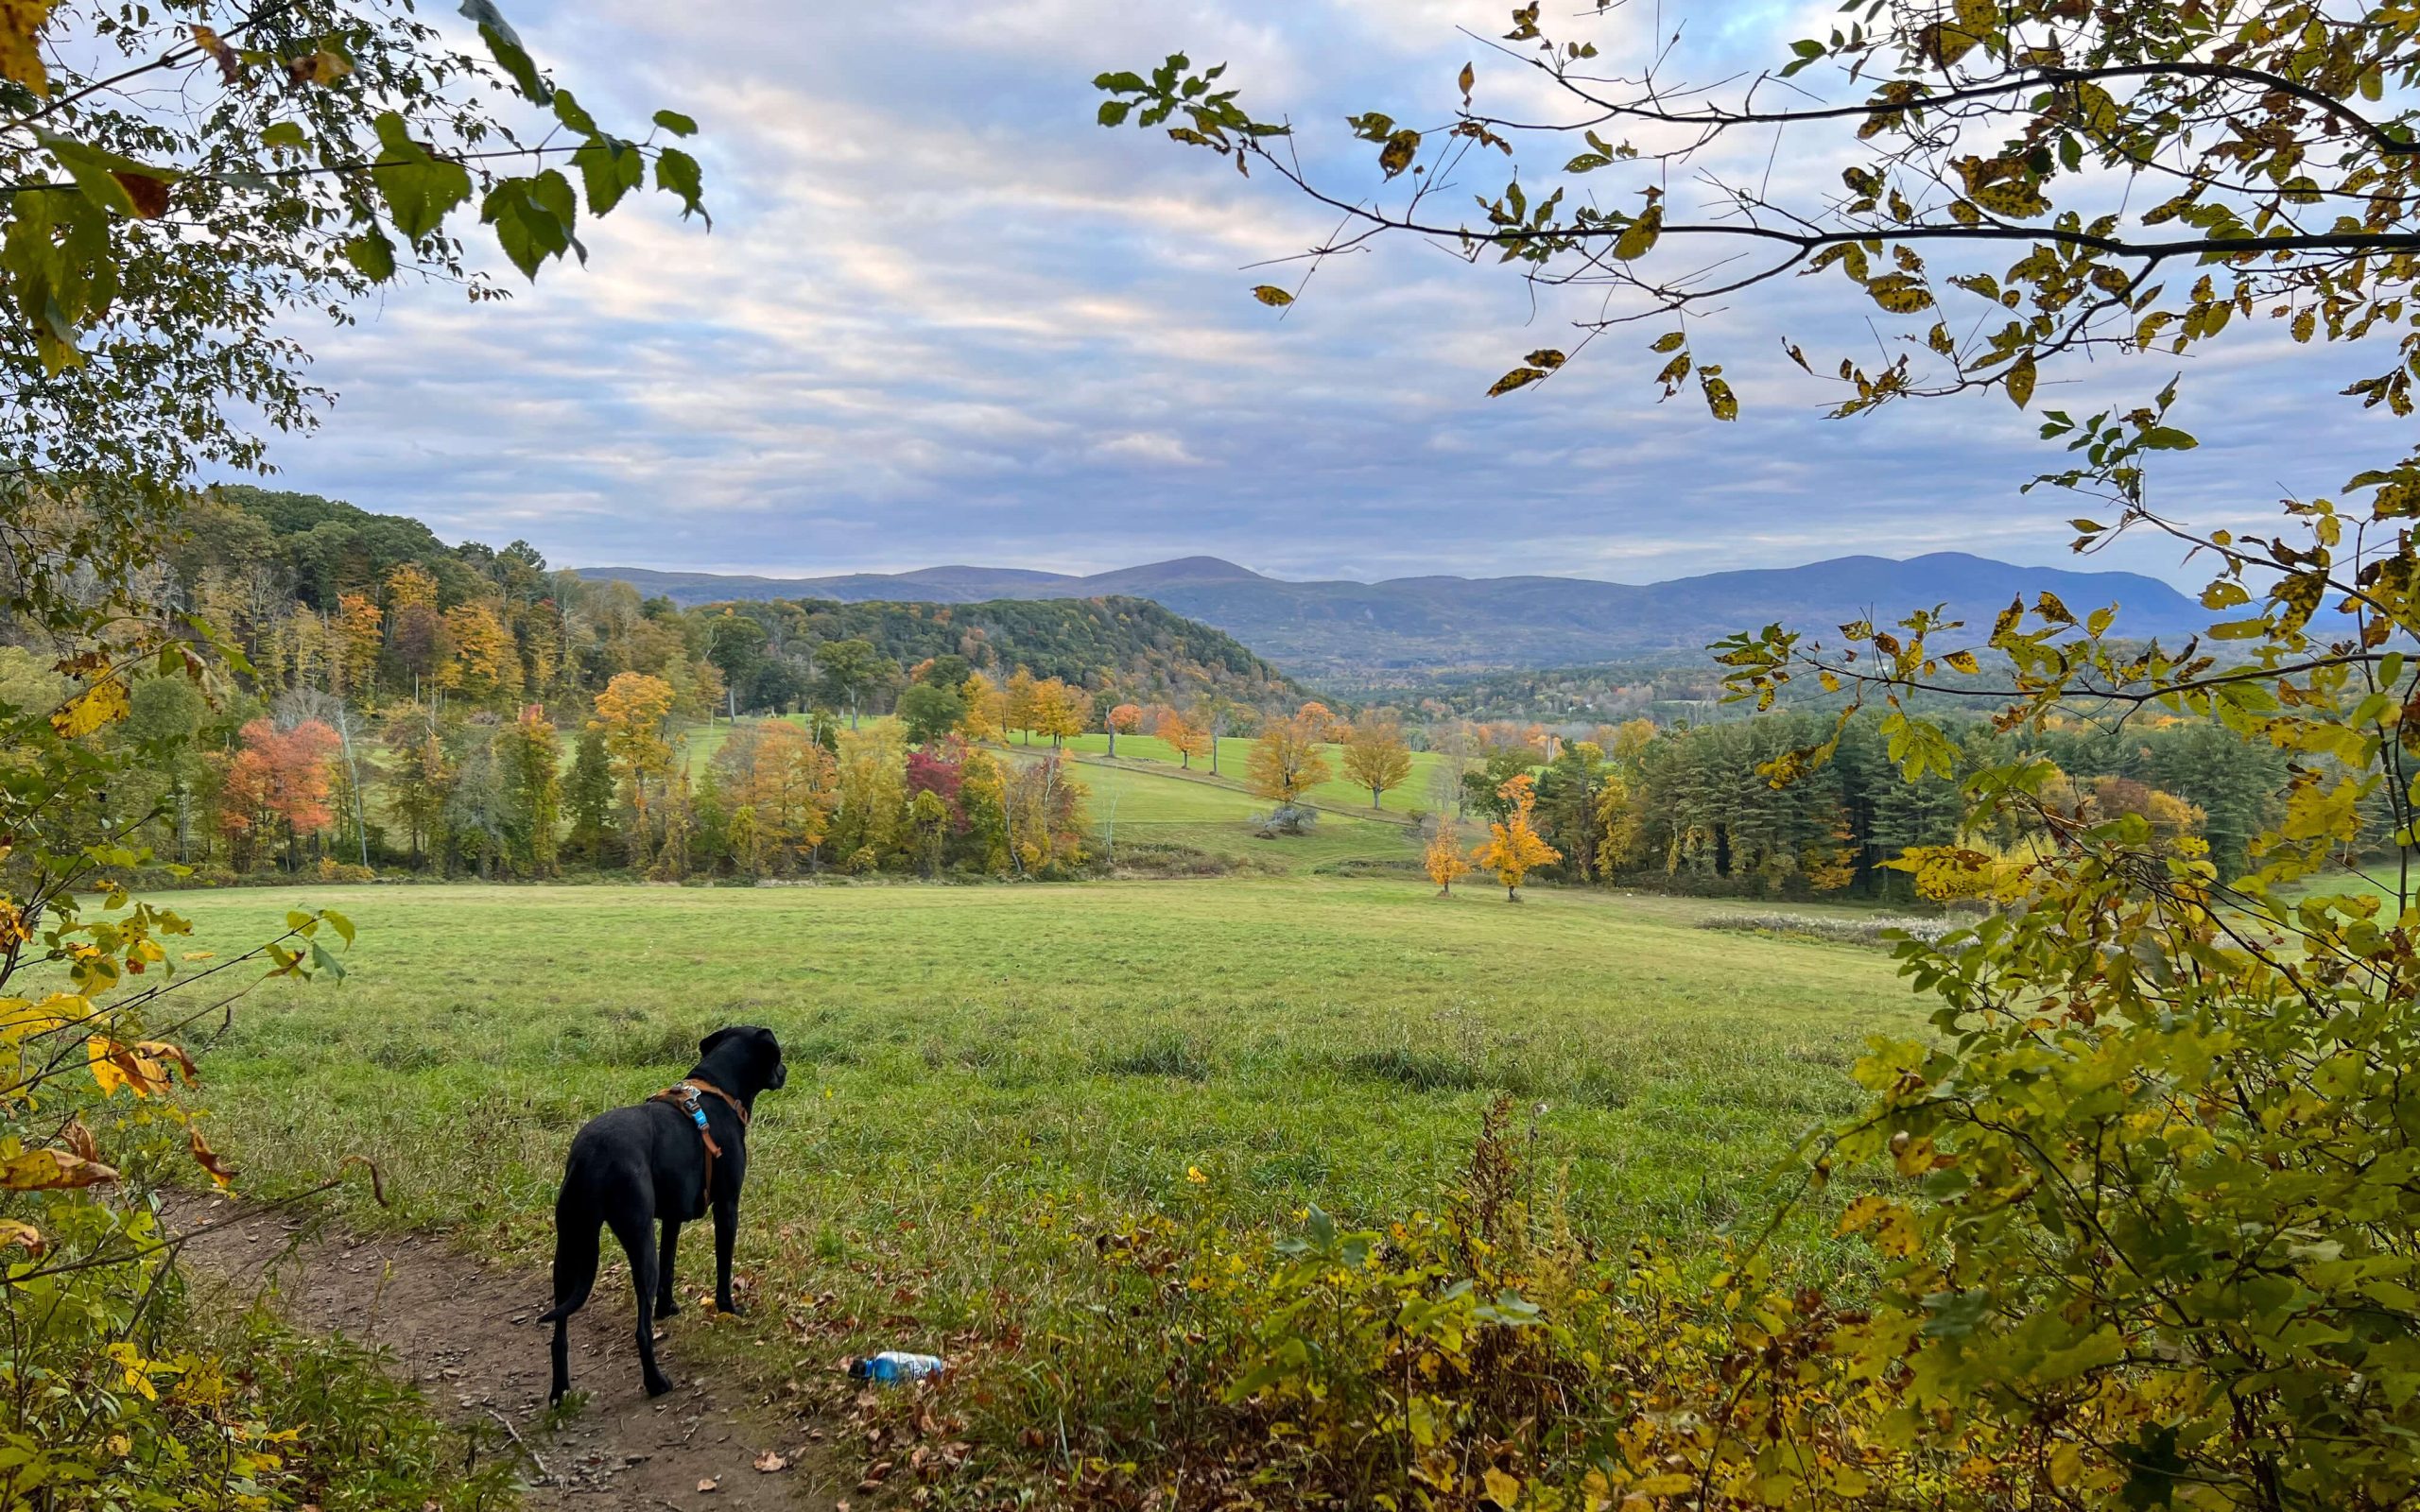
<box><xmin>147</xmin><ymin>489</ymin><xmax>1293</xmax><ymax>716</ymax></box>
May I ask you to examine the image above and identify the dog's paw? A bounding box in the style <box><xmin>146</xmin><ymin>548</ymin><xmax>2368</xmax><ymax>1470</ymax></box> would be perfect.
<box><xmin>644</xmin><ymin>1373</ymin><xmax>677</xmax><ymax>1399</ymax></box>
<box><xmin>715</xmin><ymin>1299</ymin><xmax>745</xmax><ymax>1317</ymax></box>
<box><xmin>656</xmin><ymin>1297</ymin><xmax>681</xmax><ymax>1317</ymax></box>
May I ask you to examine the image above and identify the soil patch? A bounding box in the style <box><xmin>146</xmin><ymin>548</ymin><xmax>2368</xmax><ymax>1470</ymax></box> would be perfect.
<box><xmin>168</xmin><ymin>1194</ymin><xmax>846</xmax><ymax>1510</ymax></box>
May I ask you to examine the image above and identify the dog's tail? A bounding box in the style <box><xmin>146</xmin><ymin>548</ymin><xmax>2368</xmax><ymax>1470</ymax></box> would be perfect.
<box><xmin>538</xmin><ymin>1181</ymin><xmax>603</xmax><ymax>1323</ymax></box>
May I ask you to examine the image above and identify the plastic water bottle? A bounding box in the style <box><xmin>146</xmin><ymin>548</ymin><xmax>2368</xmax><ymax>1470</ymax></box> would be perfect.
<box><xmin>849</xmin><ymin>1350</ymin><xmax>946</xmax><ymax>1383</ymax></box>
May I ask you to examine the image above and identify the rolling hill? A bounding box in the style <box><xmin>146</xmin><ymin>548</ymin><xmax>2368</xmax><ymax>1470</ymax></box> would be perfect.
<box><xmin>577</xmin><ymin>553</ymin><xmax>2206</xmax><ymax>676</ymax></box>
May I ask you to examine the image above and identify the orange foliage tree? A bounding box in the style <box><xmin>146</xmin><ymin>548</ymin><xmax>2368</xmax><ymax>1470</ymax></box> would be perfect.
<box><xmin>1157</xmin><ymin>708</ymin><xmax>1212</xmax><ymax>769</ymax></box>
<box><xmin>217</xmin><ymin>718</ymin><xmax>341</xmax><ymax>872</ymax></box>
<box><xmin>1107</xmin><ymin>701</ymin><xmax>1142</xmax><ymax>757</ymax></box>
<box><xmin>1472</xmin><ymin>774</ymin><xmax>1560</xmax><ymax>902</ymax></box>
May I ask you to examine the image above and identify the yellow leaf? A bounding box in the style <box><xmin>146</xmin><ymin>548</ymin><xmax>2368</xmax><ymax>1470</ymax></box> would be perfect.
<box><xmin>1612</xmin><ymin>204</ymin><xmax>1660</xmax><ymax>261</ymax></box>
<box><xmin>0</xmin><ymin>1219</ymin><xmax>41</xmax><ymax>1259</ymax></box>
<box><xmin>1</xmin><ymin>1146</ymin><xmax>118</xmax><ymax>1191</ymax></box>
<box><xmin>0</xmin><ymin>0</ymin><xmax>52</xmax><ymax>96</ymax></box>
<box><xmin>88</xmin><ymin>1037</ymin><xmax>169</xmax><ymax>1098</ymax></box>
<box><xmin>1945</xmin><ymin>649</ymin><xmax>1980</xmax><ymax>674</ymax></box>
<box><xmin>1483</xmin><ymin>1467</ymin><xmax>1523</xmax><ymax>1507</ymax></box>
<box><xmin>1250</xmin><ymin>284</ymin><xmax>1293</xmax><ymax>307</ymax></box>
<box><xmin>49</xmin><ymin>675</ymin><xmax>130</xmax><ymax>738</ymax></box>
<box><xmin>2006</xmin><ymin>352</ymin><xmax>2037</xmax><ymax>409</ymax></box>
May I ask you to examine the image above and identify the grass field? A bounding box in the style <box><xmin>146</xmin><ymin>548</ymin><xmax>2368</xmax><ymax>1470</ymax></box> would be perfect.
<box><xmin>159</xmin><ymin>868</ymin><xmax>1919</xmax><ymax>1445</ymax></box>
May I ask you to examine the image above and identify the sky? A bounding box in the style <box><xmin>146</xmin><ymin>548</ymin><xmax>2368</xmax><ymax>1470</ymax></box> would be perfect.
<box><xmin>241</xmin><ymin>0</ymin><xmax>2399</xmax><ymax>590</ymax></box>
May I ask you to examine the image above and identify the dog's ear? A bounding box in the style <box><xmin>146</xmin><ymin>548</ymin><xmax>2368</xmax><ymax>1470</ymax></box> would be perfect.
<box><xmin>699</xmin><ymin>1026</ymin><xmax>741</xmax><ymax>1058</ymax></box>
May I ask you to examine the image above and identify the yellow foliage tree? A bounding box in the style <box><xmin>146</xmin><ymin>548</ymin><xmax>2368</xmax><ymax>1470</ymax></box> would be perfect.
<box><xmin>1031</xmin><ymin>677</ymin><xmax>1085</xmax><ymax>747</ymax></box>
<box><xmin>1340</xmin><ymin>713</ymin><xmax>1414</xmax><ymax>810</ymax></box>
<box><xmin>1425</xmin><ymin>823</ymin><xmax>1471</xmax><ymax>896</ymax></box>
<box><xmin>592</xmin><ymin>672</ymin><xmax>677</xmax><ymax>821</ymax></box>
<box><xmin>1473</xmin><ymin>774</ymin><xmax>1560</xmax><ymax>902</ymax></box>
<box><xmin>1246</xmin><ymin>707</ymin><xmax>1334</xmax><ymax>807</ymax></box>
<box><xmin>334</xmin><ymin>593</ymin><xmax>383</xmax><ymax>698</ymax></box>
<box><xmin>1004</xmin><ymin>667</ymin><xmax>1039</xmax><ymax>744</ymax></box>
<box><xmin>959</xmin><ymin>672</ymin><xmax>1007</xmax><ymax>745</ymax></box>
<box><xmin>439</xmin><ymin>601</ymin><xmax>520</xmax><ymax>702</ymax></box>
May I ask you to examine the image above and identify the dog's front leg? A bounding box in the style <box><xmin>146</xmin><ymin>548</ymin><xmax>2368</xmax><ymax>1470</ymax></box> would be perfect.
<box><xmin>712</xmin><ymin>1195</ymin><xmax>741</xmax><ymax>1314</ymax></box>
<box><xmin>656</xmin><ymin>1219</ymin><xmax>683</xmax><ymax>1317</ymax></box>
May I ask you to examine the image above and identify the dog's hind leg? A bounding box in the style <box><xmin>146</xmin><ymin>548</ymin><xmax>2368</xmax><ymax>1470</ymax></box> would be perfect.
<box><xmin>540</xmin><ymin>1189</ymin><xmax>603</xmax><ymax>1404</ymax></box>
<box><xmin>711</xmin><ymin>1194</ymin><xmax>741</xmax><ymax>1315</ymax></box>
<box><xmin>607</xmin><ymin>1203</ymin><xmax>676</xmax><ymax>1398</ymax></box>
<box><xmin>655</xmin><ymin>1218</ymin><xmax>682</xmax><ymax>1317</ymax></box>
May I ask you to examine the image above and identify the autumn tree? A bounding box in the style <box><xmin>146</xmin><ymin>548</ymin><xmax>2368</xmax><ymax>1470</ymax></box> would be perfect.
<box><xmin>440</xmin><ymin>601</ymin><xmax>520</xmax><ymax>703</ymax></box>
<box><xmin>1157</xmin><ymin>708</ymin><xmax>1212</xmax><ymax>769</ymax></box>
<box><xmin>217</xmin><ymin>718</ymin><xmax>341</xmax><ymax>872</ymax></box>
<box><xmin>1245</xmin><ymin>706</ymin><xmax>1335</xmax><ymax>809</ymax></box>
<box><xmin>1472</xmin><ymin>775</ymin><xmax>1559</xmax><ymax>902</ymax></box>
<box><xmin>1106</xmin><ymin>701</ymin><xmax>1143</xmax><ymax>757</ymax></box>
<box><xmin>959</xmin><ymin>671</ymin><xmax>1008</xmax><ymax>745</ymax></box>
<box><xmin>334</xmin><ymin>593</ymin><xmax>384</xmax><ymax>699</ymax></box>
<box><xmin>1004</xmin><ymin>667</ymin><xmax>1040</xmax><ymax>743</ymax></box>
<box><xmin>592</xmin><ymin>671</ymin><xmax>677</xmax><ymax>845</ymax></box>
<box><xmin>1340</xmin><ymin>712</ymin><xmax>1414</xmax><ymax>810</ymax></box>
<box><xmin>1424</xmin><ymin>822</ymin><xmax>1471</xmax><ymax>896</ymax></box>
<box><xmin>1030</xmin><ymin>677</ymin><xmax>1086</xmax><ymax>748</ymax></box>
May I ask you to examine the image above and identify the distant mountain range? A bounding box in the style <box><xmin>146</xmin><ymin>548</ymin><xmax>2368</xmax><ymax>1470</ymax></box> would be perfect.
<box><xmin>573</xmin><ymin>553</ymin><xmax>2205</xmax><ymax>676</ymax></box>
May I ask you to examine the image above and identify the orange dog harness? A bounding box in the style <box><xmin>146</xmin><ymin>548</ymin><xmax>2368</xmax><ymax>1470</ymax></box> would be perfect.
<box><xmin>648</xmin><ymin>1077</ymin><xmax>750</xmax><ymax>1198</ymax></box>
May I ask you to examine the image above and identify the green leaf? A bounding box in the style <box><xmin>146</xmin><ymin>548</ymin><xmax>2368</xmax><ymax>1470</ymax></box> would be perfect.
<box><xmin>572</xmin><ymin>137</ymin><xmax>646</xmax><ymax>215</ymax></box>
<box><xmin>344</xmin><ymin>231</ymin><xmax>396</xmax><ymax>282</ymax></box>
<box><xmin>481</xmin><ymin>169</ymin><xmax>579</xmax><ymax>280</ymax></box>
<box><xmin>1097</xmin><ymin>99</ymin><xmax>1131</xmax><ymax>128</ymax></box>
<box><xmin>550</xmin><ymin>88</ymin><xmax>598</xmax><ymax>136</ymax></box>
<box><xmin>654</xmin><ymin>146</ymin><xmax>708</xmax><ymax>225</ymax></box>
<box><xmin>652</xmin><ymin>109</ymin><xmax>699</xmax><ymax>137</ymax></box>
<box><xmin>458</xmin><ymin>0</ymin><xmax>549</xmax><ymax>101</ymax></box>
<box><xmin>369</xmin><ymin>112</ymin><xmax>473</xmax><ymax>241</ymax></box>
<box><xmin>260</xmin><ymin>121</ymin><xmax>307</xmax><ymax>153</ymax></box>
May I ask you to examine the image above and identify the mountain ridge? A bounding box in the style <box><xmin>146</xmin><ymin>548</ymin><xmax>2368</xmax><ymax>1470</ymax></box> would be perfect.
<box><xmin>574</xmin><ymin>552</ymin><xmax>2205</xmax><ymax>676</ymax></box>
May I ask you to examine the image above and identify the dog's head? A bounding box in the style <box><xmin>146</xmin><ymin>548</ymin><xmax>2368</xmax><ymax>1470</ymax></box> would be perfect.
<box><xmin>697</xmin><ymin>1025</ymin><xmax>788</xmax><ymax>1097</ymax></box>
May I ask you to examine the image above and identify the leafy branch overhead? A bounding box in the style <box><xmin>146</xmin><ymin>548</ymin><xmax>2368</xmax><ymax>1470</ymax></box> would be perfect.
<box><xmin>0</xmin><ymin>0</ymin><xmax>707</xmax><ymax>378</ymax></box>
<box><xmin>1098</xmin><ymin>3</ymin><xmax>2420</xmax><ymax>441</ymax></box>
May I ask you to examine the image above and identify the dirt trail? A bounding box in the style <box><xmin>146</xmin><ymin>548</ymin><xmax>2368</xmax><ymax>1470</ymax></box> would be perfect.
<box><xmin>170</xmin><ymin>1195</ymin><xmax>844</xmax><ymax>1510</ymax></box>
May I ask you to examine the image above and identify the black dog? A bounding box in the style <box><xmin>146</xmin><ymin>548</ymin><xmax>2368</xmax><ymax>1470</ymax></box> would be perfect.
<box><xmin>541</xmin><ymin>1025</ymin><xmax>787</xmax><ymax>1401</ymax></box>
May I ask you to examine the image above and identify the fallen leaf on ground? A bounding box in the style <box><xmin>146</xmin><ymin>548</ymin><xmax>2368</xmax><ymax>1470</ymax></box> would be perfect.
<box><xmin>696</xmin><ymin>1477</ymin><xmax>717</xmax><ymax>1493</ymax></box>
<box><xmin>753</xmin><ymin>1450</ymin><xmax>789</xmax><ymax>1472</ymax></box>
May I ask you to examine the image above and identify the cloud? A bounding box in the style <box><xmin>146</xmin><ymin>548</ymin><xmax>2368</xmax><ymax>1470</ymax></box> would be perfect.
<box><xmin>232</xmin><ymin>0</ymin><xmax>2355</xmax><ymax>595</ymax></box>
